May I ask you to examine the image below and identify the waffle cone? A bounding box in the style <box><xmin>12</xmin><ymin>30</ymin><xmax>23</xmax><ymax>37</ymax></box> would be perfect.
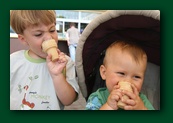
<box><xmin>42</xmin><ymin>39</ymin><xmax>59</xmax><ymax>61</ymax></box>
<box><xmin>117</xmin><ymin>81</ymin><xmax>133</xmax><ymax>109</ymax></box>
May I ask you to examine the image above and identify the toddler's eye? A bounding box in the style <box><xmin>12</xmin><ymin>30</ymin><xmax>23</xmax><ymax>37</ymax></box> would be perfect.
<box><xmin>117</xmin><ymin>72</ymin><xmax>125</xmax><ymax>75</ymax></box>
<box><xmin>134</xmin><ymin>76</ymin><xmax>141</xmax><ymax>79</ymax></box>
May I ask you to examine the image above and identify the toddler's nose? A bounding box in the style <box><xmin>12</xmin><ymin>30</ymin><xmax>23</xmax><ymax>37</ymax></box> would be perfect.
<box><xmin>121</xmin><ymin>79</ymin><xmax>131</xmax><ymax>83</ymax></box>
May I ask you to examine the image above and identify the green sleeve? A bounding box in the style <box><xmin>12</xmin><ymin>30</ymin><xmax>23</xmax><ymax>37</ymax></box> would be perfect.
<box><xmin>140</xmin><ymin>93</ymin><xmax>155</xmax><ymax>110</ymax></box>
<box><xmin>85</xmin><ymin>88</ymin><xmax>109</xmax><ymax>110</ymax></box>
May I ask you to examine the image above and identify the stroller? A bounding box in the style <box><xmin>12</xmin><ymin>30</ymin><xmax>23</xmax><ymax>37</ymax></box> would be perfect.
<box><xmin>76</xmin><ymin>10</ymin><xmax>160</xmax><ymax>110</ymax></box>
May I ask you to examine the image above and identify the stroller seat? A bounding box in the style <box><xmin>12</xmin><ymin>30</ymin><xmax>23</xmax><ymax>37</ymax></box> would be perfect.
<box><xmin>76</xmin><ymin>10</ymin><xmax>160</xmax><ymax>109</ymax></box>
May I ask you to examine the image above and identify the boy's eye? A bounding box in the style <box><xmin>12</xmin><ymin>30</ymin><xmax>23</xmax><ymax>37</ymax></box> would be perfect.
<box><xmin>50</xmin><ymin>29</ymin><xmax>55</xmax><ymax>33</ymax></box>
<box><xmin>35</xmin><ymin>33</ymin><xmax>42</xmax><ymax>37</ymax></box>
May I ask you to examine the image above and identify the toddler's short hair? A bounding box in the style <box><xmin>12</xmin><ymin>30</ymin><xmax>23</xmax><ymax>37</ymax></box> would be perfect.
<box><xmin>10</xmin><ymin>10</ymin><xmax>56</xmax><ymax>34</ymax></box>
<box><xmin>104</xmin><ymin>40</ymin><xmax>147</xmax><ymax>65</ymax></box>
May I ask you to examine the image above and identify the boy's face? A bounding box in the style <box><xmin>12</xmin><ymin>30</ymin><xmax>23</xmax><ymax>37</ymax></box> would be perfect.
<box><xmin>100</xmin><ymin>48</ymin><xmax>147</xmax><ymax>93</ymax></box>
<box><xmin>18</xmin><ymin>23</ymin><xmax>58</xmax><ymax>59</ymax></box>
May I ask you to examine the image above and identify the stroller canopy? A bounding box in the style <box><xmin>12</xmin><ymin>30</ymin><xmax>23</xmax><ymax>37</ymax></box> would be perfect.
<box><xmin>76</xmin><ymin>10</ymin><xmax>160</xmax><ymax>101</ymax></box>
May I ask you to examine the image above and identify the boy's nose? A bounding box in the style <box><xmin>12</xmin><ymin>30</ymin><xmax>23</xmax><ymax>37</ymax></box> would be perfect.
<box><xmin>43</xmin><ymin>33</ymin><xmax>53</xmax><ymax>41</ymax></box>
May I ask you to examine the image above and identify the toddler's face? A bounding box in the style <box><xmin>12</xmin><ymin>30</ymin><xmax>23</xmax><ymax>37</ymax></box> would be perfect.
<box><xmin>19</xmin><ymin>23</ymin><xmax>58</xmax><ymax>59</ymax></box>
<box><xmin>100</xmin><ymin>49</ymin><xmax>146</xmax><ymax>93</ymax></box>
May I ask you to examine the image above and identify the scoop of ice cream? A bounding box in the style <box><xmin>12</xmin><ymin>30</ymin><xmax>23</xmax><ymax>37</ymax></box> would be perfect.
<box><xmin>42</xmin><ymin>39</ymin><xmax>59</xmax><ymax>61</ymax></box>
<box><xmin>117</xmin><ymin>81</ymin><xmax>133</xmax><ymax>109</ymax></box>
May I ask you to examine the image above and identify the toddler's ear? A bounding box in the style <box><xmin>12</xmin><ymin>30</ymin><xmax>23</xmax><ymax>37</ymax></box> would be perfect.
<box><xmin>18</xmin><ymin>34</ymin><xmax>29</xmax><ymax>46</ymax></box>
<box><xmin>100</xmin><ymin>65</ymin><xmax>106</xmax><ymax>80</ymax></box>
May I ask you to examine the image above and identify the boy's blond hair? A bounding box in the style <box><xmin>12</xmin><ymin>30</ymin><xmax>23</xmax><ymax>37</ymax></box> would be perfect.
<box><xmin>10</xmin><ymin>10</ymin><xmax>56</xmax><ymax>34</ymax></box>
<box><xmin>103</xmin><ymin>40</ymin><xmax>147</xmax><ymax>65</ymax></box>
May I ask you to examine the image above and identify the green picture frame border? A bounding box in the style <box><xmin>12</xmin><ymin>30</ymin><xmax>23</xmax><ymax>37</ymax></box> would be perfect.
<box><xmin>2</xmin><ymin>0</ymin><xmax>172</xmax><ymax>122</ymax></box>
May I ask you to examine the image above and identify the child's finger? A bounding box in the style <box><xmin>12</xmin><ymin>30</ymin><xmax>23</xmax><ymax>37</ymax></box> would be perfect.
<box><xmin>46</xmin><ymin>54</ymin><xmax>52</xmax><ymax>63</ymax></box>
<box><xmin>123</xmin><ymin>105</ymin><xmax>133</xmax><ymax>110</ymax></box>
<box><xmin>113</xmin><ymin>95</ymin><xmax>121</xmax><ymax>102</ymax></box>
<box><xmin>59</xmin><ymin>51</ymin><xmax>65</xmax><ymax>56</ymax></box>
<box><xmin>123</xmin><ymin>98</ymin><xmax>136</xmax><ymax>106</ymax></box>
<box><xmin>58</xmin><ymin>53</ymin><xmax>65</xmax><ymax>61</ymax></box>
<box><xmin>57</xmin><ymin>52</ymin><xmax>67</xmax><ymax>64</ymax></box>
<box><xmin>113</xmin><ymin>84</ymin><xmax>120</xmax><ymax>90</ymax></box>
<box><xmin>131</xmin><ymin>84</ymin><xmax>139</xmax><ymax>96</ymax></box>
<box><xmin>111</xmin><ymin>90</ymin><xmax>123</xmax><ymax>100</ymax></box>
<box><xmin>56</xmin><ymin>49</ymin><xmax>61</xmax><ymax>54</ymax></box>
<box><xmin>121</xmin><ymin>89</ymin><xmax>135</xmax><ymax>100</ymax></box>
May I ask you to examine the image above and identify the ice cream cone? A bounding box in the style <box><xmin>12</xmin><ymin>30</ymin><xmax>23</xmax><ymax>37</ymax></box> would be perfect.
<box><xmin>117</xmin><ymin>81</ymin><xmax>133</xmax><ymax>109</ymax></box>
<box><xmin>42</xmin><ymin>39</ymin><xmax>59</xmax><ymax>61</ymax></box>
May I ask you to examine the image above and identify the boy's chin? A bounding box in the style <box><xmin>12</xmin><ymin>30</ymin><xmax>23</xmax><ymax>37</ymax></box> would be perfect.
<box><xmin>40</xmin><ymin>55</ymin><xmax>47</xmax><ymax>59</ymax></box>
<box><xmin>38</xmin><ymin>54</ymin><xmax>47</xmax><ymax>59</ymax></box>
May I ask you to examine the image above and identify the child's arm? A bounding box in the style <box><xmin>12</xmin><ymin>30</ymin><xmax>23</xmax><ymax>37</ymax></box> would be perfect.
<box><xmin>46</xmin><ymin>51</ymin><xmax>77</xmax><ymax>105</ymax></box>
<box><xmin>51</xmin><ymin>72</ymin><xmax>77</xmax><ymax>105</ymax></box>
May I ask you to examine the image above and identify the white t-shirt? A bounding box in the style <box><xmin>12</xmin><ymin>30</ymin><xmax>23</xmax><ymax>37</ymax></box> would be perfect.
<box><xmin>10</xmin><ymin>50</ymin><xmax>79</xmax><ymax>110</ymax></box>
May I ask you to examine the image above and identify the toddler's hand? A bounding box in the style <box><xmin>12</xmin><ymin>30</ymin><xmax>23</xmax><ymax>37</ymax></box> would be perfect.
<box><xmin>106</xmin><ymin>85</ymin><xmax>123</xmax><ymax>110</ymax></box>
<box><xmin>121</xmin><ymin>84</ymin><xmax>147</xmax><ymax>110</ymax></box>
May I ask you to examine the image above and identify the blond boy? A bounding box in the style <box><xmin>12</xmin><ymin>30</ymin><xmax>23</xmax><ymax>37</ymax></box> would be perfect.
<box><xmin>10</xmin><ymin>10</ymin><xmax>79</xmax><ymax>110</ymax></box>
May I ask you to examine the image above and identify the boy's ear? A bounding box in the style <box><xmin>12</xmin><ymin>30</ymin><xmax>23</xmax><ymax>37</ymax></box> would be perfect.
<box><xmin>18</xmin><ymin>34</ymin><xmax>29</xmax><ymax>46</ymax></box>
<box><xmin>100</xmin><ymin>65</ymin><xmax>106</xmax><ymax>80</ymax></box>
